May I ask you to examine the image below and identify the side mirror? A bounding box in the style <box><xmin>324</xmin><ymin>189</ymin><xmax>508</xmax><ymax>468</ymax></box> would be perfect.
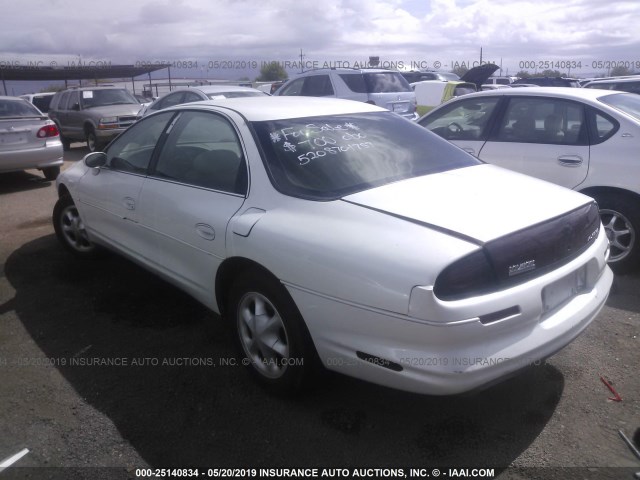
<box><xmin>84</xmin><ymin>152</ymin><xmax>107</xmax><ymax>168</ymax></box>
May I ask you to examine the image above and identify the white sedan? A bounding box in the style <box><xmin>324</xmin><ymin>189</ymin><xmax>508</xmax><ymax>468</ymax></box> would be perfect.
<box><xmin>418</xmin><ymin>87</ymin><xmax>640</xmax><ymax>272</ymax></box>
<box><xmin>53</xmin><ymin>97</ymin><xmax>613</xmax><ymax>395</ymax></box>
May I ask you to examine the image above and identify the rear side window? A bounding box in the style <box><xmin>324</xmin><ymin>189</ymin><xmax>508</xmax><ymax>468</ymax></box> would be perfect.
<box><xmin>586</xmin><ymin>109</ymin><xmax>618</xmax><ymax>145</ymax></box>
<box><xmin>363</xmin><ymin>73</ymin><xmax>412</xmax><ymax>93</ymax></box>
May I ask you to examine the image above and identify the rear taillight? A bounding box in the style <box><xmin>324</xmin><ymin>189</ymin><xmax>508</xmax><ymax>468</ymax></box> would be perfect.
<box><xmin>37</xmin><ymin>124</ymin><xmax>59</xmax><ymax>138</ymax></box>
<box><xmin>434</xmin><ymin>249</ymin><xmax>498</xmax><ymax>301</ymax></box>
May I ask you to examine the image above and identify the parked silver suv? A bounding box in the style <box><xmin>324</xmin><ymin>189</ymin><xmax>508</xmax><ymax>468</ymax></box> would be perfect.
<box><xmin>49</xmin><ymin>87</ymin><xmax>142</xmax><ymax>151</ymax></box>
<box><xmin>275</xmin><ymin>68</ymin><xmax>418</xmax><ymax>120</ymax></box>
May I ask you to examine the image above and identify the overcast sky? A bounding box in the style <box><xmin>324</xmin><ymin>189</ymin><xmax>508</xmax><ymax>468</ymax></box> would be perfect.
<box><xmin>2</xmin><ymin>0</ymin><xmax>639</xmax><ymax>79</ymax></box>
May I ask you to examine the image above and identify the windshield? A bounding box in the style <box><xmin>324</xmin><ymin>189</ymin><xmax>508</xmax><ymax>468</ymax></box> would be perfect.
<box><xmin>363</xmin><ymin>73</ymin><xmax>412</xmax><ymax>93</ymax></box>
<box><xmin>252</xmin><ymin>112</ymin><xmax>480</xmax><ymax>200</ymax></box>
<box><xmin>206</xmin><ymin>91</ymin><xmax>265</xmax><ymax>99</ymax></box>
<box><xmin>599</xmin><ymin>93</ymin><xmax>640</xmax><ymax>121</ymax></box>
<box><xmin>81</xmin><ymin>89</ymin><xmax>139</xmax><ymax>108</ymax></box>
<box><xmin>0</xmin><ymin>99</ymin><xmax>43</xmax><ymax>117</ymax></box>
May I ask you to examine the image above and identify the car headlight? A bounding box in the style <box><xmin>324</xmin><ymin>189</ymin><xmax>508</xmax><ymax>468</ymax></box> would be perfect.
<box><xmin>98</xmin><ymin>117</ymin><xmax>119</xmax><ymax>129</ymax></box>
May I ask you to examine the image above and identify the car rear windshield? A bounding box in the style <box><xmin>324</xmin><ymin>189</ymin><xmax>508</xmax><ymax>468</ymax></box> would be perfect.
<box><xmin>363</xmin><ymin>72</ymin><xmax>412</xmax><ymax>93</ymax></box>
<box><xmin>252</xmin><ymin>111</ymin><xmax>480</xmax><ymax>200</ymax></box>
<box><xmin>0</xmin><ymin>99</ymin><xmax>43</xmax><ymax>118</ymax></box>
<box><xmin>598</xmin><ymin>93</ymin><xmax>640</xmax><ymax>121</ymax></box>
<box><xmin>31</xmin><ymin>95</ymin><xmax>53</xmax><ymax>113</ymax></box>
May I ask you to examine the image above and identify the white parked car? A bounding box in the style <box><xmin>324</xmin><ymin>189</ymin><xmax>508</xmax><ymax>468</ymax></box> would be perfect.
<box><xmin>53</xmin><ymin>97</ymin><xmax>612</xmax><ymax>395</ymax></box>
<box><xmin>139</xmin><ymin>85</ymin><xmax>266</xmax><ymax>117</ymax></box>
<box><xmin>419</xmin><ymin>87</ymin><xmax>640</xmax><ymax>272</ymax></box>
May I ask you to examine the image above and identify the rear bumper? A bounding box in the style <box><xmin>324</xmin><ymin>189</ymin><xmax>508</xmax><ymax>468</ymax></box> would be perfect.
<box><xmin>0</xmin><ymin>141</ymin><xmax>64</xmax><ymax>172</ymax></box>
<box><xmin>288</xmin><ymin>230</ymin><xmax>613</xmax><ymax>395</ymax></box>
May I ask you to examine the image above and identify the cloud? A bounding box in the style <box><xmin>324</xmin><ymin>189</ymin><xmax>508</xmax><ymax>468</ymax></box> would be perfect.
<box><xmin>1</xmin><ymin>0</ymin><xmax>639</xmax><ymax>75</ymax></box>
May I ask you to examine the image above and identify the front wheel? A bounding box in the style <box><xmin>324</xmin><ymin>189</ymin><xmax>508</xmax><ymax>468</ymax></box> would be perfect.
<box><xmin>594</xmin><ymin>193</ymin><xmax>640</xmax><ymax>273</ymax></box>
<box><xmin>228</xmin><ymin>272</ymin><xmax>315</xmax><ymax>394</ymax></box>
<box><xmin>52</xmin><ymin>195</ymin><xmax>100</xmax><ymax>258</ymax></box>
<box><xmin>85</xmin><ymin>129</ymin><xmax>102</xmax><ymax>152</ymax></box>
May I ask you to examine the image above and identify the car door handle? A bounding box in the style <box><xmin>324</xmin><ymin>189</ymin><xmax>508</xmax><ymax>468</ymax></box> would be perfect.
<box><xmin>461</xmin><ymin>147</ymin><xmax>476</xmax><ymax>156</ymax></box>
<box><xmin>123</xmin><ymin>197</ymin><xmax>136</xmax><ymax>210</ymax></box>
<box><xmin>557</xmin><ymin>155</ymin><xmax>583</xmax><ymax>167</ymax></box>
<box><xmin>195</xmin><ymin>223</ymin><xmax>216</xmax><ymax>241</ymax></box>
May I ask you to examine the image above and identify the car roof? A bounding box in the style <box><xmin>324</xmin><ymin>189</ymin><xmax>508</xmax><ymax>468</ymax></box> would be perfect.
<box><xmin>0</xmin><ymin>95</ymin><xmax>30</xmax><ymax>101</ymax></box>
<box><xmin>168</xmin><ymin>96</ymin><xmax>385</xmax><ymax>121</ymax></box>
<box><xmin>584</xmin><ymin>77</ymin><xmax>640</xmax><ymax>85</ymax></box>
<box><xmin>172</xmin><ymin>85</ymin><xmax>262</xmax><ymax>94</ymax></box>
<box><xmin>299</xmin><ymin>68</ymin><xmax>399</xmax><ymax>75</ymax></box>
<box><xmin>450</xmin><ymin>86</ymin><xmax>626</xmax><ymax>101</ymax></box>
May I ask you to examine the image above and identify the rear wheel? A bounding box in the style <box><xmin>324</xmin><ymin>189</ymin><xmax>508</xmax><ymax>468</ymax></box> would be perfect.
<box><xmin>228</xmin><ymin>272</ymin><xmax>315</xmax><ymax>394</ymax></box>
<box><xmin>594</xmin><ymin>193</ymin><xmax>640</xmax><ymax>273</ymax></box>
<box><xmin>42</xmin><ymin>166</ymin><xmax>60</xmax><ymax>181</ymax></box>
<box><xmin>52</xmin><ymin>195</ymin><xmax>100</xmax><ymax>258</ymax></box>
<box><xmin>60</xmin><ymin>134</ymin><xmax>71</xmax><ymax>151</ymax></box>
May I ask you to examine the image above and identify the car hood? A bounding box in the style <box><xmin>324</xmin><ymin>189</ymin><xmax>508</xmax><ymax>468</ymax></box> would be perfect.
<box><xmin>460</xmin><ymin>64</ymin><xmax>500</xmax><ymax>89</ymax></box>
<box><xmin>342</xmin><ymin>164</ymin><xmax>591</xmax><ymax>243</ymax></box>
<box><xmin>84</xmin><ymin>104</ymin><xmax>142</xmax><ymax>116</ymax></box>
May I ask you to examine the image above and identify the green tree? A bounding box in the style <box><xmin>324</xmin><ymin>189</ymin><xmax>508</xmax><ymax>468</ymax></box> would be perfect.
<box><xmin>515</xmin><ymin>70</ymin><xmax>531</xmax><ymax>79</ymax></box>
<box><xmin>534</xmin><ymin>69</ymin><xmax>564</xmax><ymax>78</ymax></box>
<box><xmin>40</xmin><ymin>84</ymin><xmax>65</xmax><ymax>93</ymax></box>
<box><xmin>610</xmin><ymin>65</ymin><xmax>634</xmax><ymax>76</ymax></box>
<box><xmin>256</xmin><ymin>62</ymin><xmax>288</xmax><ymax>82</ymax></box>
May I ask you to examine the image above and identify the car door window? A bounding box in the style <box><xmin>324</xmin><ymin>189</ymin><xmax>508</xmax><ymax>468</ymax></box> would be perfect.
<box><xmin>153</xmin><ymin>111</ymin><xmax>247</xmax><ymax>194</ymax></box>
<box><xmin>495</xmin><ymin>97</ymin><xmax>587</xmax><ymax>145</ymax></box>
<box><xmin>182</xmin><ymin>91</ymin><xmax>203</xmax><ymax>103</ymax></box>
<box><xmin>419</xmin><ymin>97</ymin><xmax>500</xmax><ymax>140</ymax></box>
<box><xmin>339</xmin><ymin>74</ymin><xmax>367</xmax><ymax>93</ymax></box>
<box><xmin>105</xmin><ymin>111</ymin><xmax>174</xmax><ymax>174</ymax></box>
<box><xmin>301</xmin><ymin>75</ymin><xmax>334</xmax><ymax>96</ymax></box>
<box><xmin>278</xmin><ymin>78</ymin><xmax>305</xmax><ymax>96</ymax></box>
<box><xmin>157</xmin><ymin>92</ymin><xmax>185</xmax><ymax>110</ymax></box>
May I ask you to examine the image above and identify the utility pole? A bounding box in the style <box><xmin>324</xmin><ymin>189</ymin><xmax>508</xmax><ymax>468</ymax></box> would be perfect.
<box><xmin>299</xmin><ymin>49</ymin><xmax>305</xmax><ymax>73</ymax></box>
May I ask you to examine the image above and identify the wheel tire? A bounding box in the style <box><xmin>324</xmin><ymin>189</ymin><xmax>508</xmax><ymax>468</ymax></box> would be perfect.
<box><xmin>86</xmin><ymin>129</ymin><xmax>101</xmax><ymax>152</ymax></box>
<box><xmin>594</xmin><ymin>193</ymin><xmax>640</xmax><ymax>274</ymax></box>
<box><xmin>228</xmin><ymin>272</ymin><xmax>315</xmax><ymax>394</ymax></box>
<box><xmin>42</xmin><ymin>166</ymin><xmax>60</xmax><ymax>181</ymax></box>
<box><xmin>52</xmin><ymin>195</ymin><xmax>100</xmax><ymax>258</ymax></box>
<box><xmin>60</xmin><ymin>133</ymin><xmax>71</xmax><ymax>151</ymax></box>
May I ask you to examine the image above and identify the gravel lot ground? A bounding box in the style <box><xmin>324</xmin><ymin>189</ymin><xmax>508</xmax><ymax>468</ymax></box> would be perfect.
<box><xmin>0</xmin><ymin>147</ymin><xmax>638</xmax><ymax>480</ymax></box>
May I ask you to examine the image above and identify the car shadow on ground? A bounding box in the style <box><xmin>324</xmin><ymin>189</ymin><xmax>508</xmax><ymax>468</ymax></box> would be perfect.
<box><xmin>0</xmin><ymin>171</ymin><xmax>52</xmax><ymax>194</ymax></box>
<box><xmin>4</xmin><ymin>235</ymin><xmax>567</xmax><ymax>470</ymax></box>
